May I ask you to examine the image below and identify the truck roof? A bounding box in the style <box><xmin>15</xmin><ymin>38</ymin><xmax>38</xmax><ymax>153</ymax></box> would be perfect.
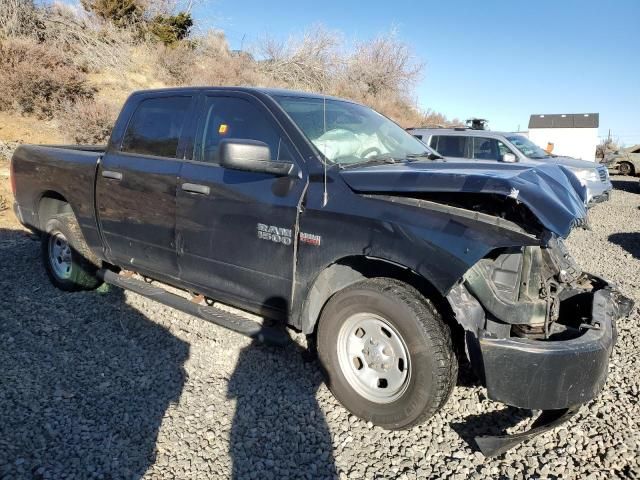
<box><xmin>407</xmin><ymin>128</ymin><xmax>522</xmax><ymax>138</ymax></box>
<box><xmin>129</xmin><ymin>86</ymin><xmax>352</xmax><ymax>104</ymax></box>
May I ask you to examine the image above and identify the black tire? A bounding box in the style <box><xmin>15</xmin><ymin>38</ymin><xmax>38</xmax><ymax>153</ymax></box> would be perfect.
<box><xmin>619</xmin><ymin>162</ymin><xmax>634</xmax><ymax>176</ymax></box>
<box><xmin>317</xmin><ymin>278</ymin><xmax>457</xmax><ymax>430</ymax></box>
<box><xmin>42</xmin><ymin>213</ymin><xmax>101</xmax><ymax>291</ymax></box>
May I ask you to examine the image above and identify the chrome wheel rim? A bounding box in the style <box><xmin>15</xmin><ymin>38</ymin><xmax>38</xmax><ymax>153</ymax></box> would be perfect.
<box><xmin>49</xmin><ymin>232</ymin><xmax>72</xmax><ymax>280</ymax></box>
<box><xmin>337</xmin><ymin>313</ymin><xmax>410</xmax><ymax>403</ymax></box>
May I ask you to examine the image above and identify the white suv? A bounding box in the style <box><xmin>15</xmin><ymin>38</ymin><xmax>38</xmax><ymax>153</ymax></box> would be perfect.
<box><xmin>408</xmin><ymin>128</ymin><xmax>612</xmax><ymax>205</ymax></box>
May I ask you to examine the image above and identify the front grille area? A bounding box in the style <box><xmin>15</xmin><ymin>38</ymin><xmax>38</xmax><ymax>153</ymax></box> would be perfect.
<box><xmin>597</xmin><ymin>166</ymin><xmax>608</xmax><ymax>182</ymax></box>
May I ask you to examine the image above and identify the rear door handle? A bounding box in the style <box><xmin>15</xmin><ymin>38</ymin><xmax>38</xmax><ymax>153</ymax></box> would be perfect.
<box><xmin>102</xmin><ymin>170</ymin><xmax>123</xmax><ymax>181</ymax></box>
<box><xmin>181</xmin><ymin>183</ymin><xmax>210</xmax><ymax>195</ymax></box>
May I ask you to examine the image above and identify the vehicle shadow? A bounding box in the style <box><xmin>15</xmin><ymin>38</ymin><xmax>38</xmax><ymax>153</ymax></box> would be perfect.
<box><xmin>608</xmin><ymin>232</ymin><xmax>640</xmax><ymax>259</ymax></box>
<box><xmin>612</xmin><ymin>178</ymin><xmax>640</xmax><ymax>194</ymax></box>
<box><xmin>227</xmin><ymin>335</ymin><xmax>336</xmax><ymax>479</ymax></box>
<box><xmin>0</xmin><ymin>227</ymin><xmax>188</xmax><ymax>479</ymax></box>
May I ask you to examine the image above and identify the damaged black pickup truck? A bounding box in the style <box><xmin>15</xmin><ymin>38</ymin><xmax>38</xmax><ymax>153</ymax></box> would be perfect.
<box><xmin>11</xmin><ymin>87</ymin><xmax>633</xmax><ymax>455</ymax></box>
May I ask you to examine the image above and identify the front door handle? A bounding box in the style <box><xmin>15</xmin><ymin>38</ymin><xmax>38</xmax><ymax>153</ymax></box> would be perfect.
<box><xmin>182</xmin><ymin>183</ymin><xmax>210</xmax><ymax>195</ymax></box>
<box><xmin>102</xmin><ymin>170</ymin><xmax>123</xmax><ymax>181</ymax></box>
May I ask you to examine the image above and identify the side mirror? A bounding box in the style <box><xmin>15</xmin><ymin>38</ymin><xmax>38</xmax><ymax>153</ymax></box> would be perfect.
<box><xmin>219</xmin><ymin>139</ymin><xmax>295</xmax><ymax>176</ymax></box>
<box><xmin>501</xmin><ymin>152</ymin><xmax>517</xmax><ymax>163</ymax></box>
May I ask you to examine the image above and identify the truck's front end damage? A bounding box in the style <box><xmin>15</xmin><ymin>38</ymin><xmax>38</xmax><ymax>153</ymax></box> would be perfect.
<box><xmin>341</xmin><ymin>160</ymin><xmax>633</xmax><ymax>455</ymax></box>
<box><xmin>447</xmin><ymin>238</ymin><xmax>633</xmax><ymax>455</ymax></box>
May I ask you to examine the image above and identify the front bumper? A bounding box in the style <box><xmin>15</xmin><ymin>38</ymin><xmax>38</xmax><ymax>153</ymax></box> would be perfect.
<box><xmin>587</xmin><ymin>189</ymin><xmax>612</xmax><ymax>206</ymax></box>
<box><xmin>585</xmin><ymin>180</ymin><xmax>613</xmax><ymax>206</ymax></box>
<box><xmin>478</xmin><ymin>286</ymin><xmax>633</xmax><ymax>410</ymax></box>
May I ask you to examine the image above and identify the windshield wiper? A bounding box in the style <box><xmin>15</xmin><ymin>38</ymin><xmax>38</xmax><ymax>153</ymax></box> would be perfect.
<box><xmin>340</xmin><ymin>154</ymin><xmax>400</xmax><ymax>169</ymax></box>
<box><xmin>407</xmin><ymin>152</ymin><xmax>443</xmax><ymax>160</ymax></box>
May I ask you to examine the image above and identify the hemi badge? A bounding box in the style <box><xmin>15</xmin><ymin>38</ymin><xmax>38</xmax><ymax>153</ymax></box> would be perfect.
<box><xmin>300</xmin><ymin>232</ymin><xmax>321</xmax><ymax>246</ymax></box>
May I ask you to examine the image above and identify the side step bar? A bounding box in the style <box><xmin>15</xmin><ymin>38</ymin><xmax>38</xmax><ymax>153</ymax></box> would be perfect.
<box><xmin>97</xmin><ymin>269</ymin><xmax>290</xmax><ymax>347</ymax></box>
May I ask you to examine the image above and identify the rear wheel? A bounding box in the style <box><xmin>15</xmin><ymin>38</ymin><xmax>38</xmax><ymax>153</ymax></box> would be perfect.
<box><xmin>42</xmin><ymin>213</ymin><xmax>101</xmax><ymax>291</ymax></box>
<box><xmin>619</xmin><ymin>161</ymin><xmax>634</xmax><ymax>176</ymax></box>
<box><xmin>317</xmin><ymin>278</ymin><xmax>457</xmax><ymax>429</ymax></box>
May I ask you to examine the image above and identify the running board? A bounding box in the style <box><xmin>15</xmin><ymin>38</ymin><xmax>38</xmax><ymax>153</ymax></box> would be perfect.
<box><xmin>97</xmin><ymin>269</ymin><xmax>290</xmax><ymax>347</ymax></box>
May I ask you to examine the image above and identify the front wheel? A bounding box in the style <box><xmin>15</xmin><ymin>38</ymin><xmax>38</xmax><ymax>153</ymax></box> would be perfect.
<box><xmin>317</xmin><ymin>278</ymin><xmax>457</xmax><ymax>430</ymax></box>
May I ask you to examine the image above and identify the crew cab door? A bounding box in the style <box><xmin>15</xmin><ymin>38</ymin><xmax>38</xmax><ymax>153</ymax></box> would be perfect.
<box><xmin>175</xmin><ymin>92</ymin><xmax>306</xmax><ymax>315</ymax></box>
<box><xmin>95</xmin><ymin>93</ymin><xmax>196</xmax><ymax>276</ymax></box>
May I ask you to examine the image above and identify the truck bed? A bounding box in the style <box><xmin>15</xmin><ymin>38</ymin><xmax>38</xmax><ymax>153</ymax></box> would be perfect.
<box><xmin>11</xmin><ymin>144</ymin><xmax>104</xmax><ymax>249</ymax></box>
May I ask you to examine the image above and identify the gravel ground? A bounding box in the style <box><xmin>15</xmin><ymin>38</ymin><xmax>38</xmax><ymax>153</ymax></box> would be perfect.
<box><xmin>0</xmin><ymin>177</ymin><xmax>639</xmax><ymax>480</ymax></box>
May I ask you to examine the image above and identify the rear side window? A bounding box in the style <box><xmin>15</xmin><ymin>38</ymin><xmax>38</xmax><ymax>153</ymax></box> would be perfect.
<box><xmin>431</xmin><ymin>136</ymin><xmax>467</xmax><ymax>157</ymax></box>
<box><xmin>195</xmin><ymin>96</ymin><xmax>291</xmax><ymax>164</ymax></box>
<box><xmin>121</xmin><ymin>96</ymin><xmax>191</xmax><ymax>158</ymax></box>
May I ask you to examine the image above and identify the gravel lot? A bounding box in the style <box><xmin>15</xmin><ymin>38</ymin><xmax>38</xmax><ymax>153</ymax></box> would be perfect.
<box><xmin>0</xmin><ymin>177</ymin><xmax>638</xmax><ymax>480</ymax></box>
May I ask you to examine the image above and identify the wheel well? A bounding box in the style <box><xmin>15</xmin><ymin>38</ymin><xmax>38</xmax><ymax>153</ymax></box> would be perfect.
<box><xmin>302</xmin><ymin>256</ymin><xmax>461</xmax><ymax>342</ymax></box>
<box><xmin>38</xmin><ymin>192</ymin><xmax>72</xmax><ymax>230</ymax></box>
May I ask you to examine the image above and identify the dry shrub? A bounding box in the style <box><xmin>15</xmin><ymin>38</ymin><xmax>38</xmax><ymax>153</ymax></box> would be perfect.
<box><xmin>0</xmin><ymin>0</ymin><xmax>42</xmax><ymax>38</ymax></box>
<box><xmin>188</xmin><ymin>49</ymin><xmax>264</xmax><ymax>87</ymax></box>
<box><xmin>163</xmin><ymin>31</ymin><xmax>266</xmax><ymax>87</ymax></box>
<box><xmin>41</xmin><ymin>7</ymin><xmax>138</xmax><ymax>72</ymax></box>
<box><xmin>0</xmin><ymin>38</ymin><xmax>95</xmax><ymax>118</ymax></box>
<box><xmin>258</xmin><ymin>25</ymin><xmax>341</xmax><ymax>92</ymax></box>
<box><xmin>58</xmin><ymin>99</ymin><xmax>120</xmax><ymax>144</ymax></box>
<box><xmin>0</xmin><ymin>2</ymin><xmax>458</xmax><ymax>131</ymax></box>
<box><xmin>152</xmin><ymin>41</ymin><xmax>198</xmax><ymax>84</ymax></box>
<box><xmin>340</xmin><ymin>33</ymin><xmax>421</xmax><ymax>99</ymax></box>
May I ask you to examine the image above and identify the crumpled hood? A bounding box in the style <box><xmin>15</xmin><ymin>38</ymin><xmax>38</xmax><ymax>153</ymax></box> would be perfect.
<box><xmin>340</xmin><ymin>161</ymin><xmax>588</xmax><ymax>238</ymax></box>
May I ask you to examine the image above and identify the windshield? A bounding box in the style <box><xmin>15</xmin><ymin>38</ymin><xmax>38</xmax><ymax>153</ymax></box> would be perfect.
<box><xmin>506</xmin><ymin>135</ymin><xmax>551</xmax><ymax>159</ymax></box>
<box><xmin>274</xmin><ymin>95</ymin><xmax>432</xmax><ymax>165</ymax></box>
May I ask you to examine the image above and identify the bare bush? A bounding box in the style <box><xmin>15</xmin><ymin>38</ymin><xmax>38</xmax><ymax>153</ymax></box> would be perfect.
<box><xmin>339</xmin><ymin>32</ymin><xmax>422</xmax><ymax>101</ymax></box>
<box><xmin>0</xmin><ymin>0</ymin><xmax>42</xmax><ymax>38</ymax></box>
<box><xmin>57</xmin><ymin>99</ymin><xmax>120</xmax><ymax>144</ymax></box>
<box><xmin>0</xmin><ymin>38</ymin><xmax>95</xmax><ymax>118</ymax></box>
<box><xmin>0</xmin><ymin>4</ymin><xmax>458</xmax><ymax>133</ymax></box>
<box><xmin>166</xmin><ymin>31</ymin><xmax>271</xmax><ymax>86</ymax></box>
<box><xmin>596</xmin><ymin>136</ymin><xmax>620</xmax><ymax>159</ymax></box>
<box><xmin>153</xmin><ymin>41</ymin><xmax>198</xmax><ymax>84</ymax></box>
<box><xmin>258</xmin><ymin>25</ymin><xmax>342</xmax><ymax>92</ymax></box>
<box><xmin>80</xmin><ymin>0</ymin><xmax>146</xmax><ymax>27</ymax></box>
<box><xmin>41</xmin><ymin>6</ymin><xmax>138</xmax><ymax>72</ymax></box>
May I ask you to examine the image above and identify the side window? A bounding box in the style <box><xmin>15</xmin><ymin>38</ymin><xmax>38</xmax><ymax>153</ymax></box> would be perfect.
<box><xmin>412</xmin><ymin>134</ymin><xmax>423</xmax><ymax>140</ymax></box>
<box><xmin>121</xmin><ymin>96</ymin><xmax>191</xmax><ymax>158</ymax></box>
<box><xmin>431</xmin><ymin>135</ymin><xmax>467</xmax><ymax>157</ymax></box>
<box><xmin>472</xmin><ymin>137</ymin><xmax>501</xmax><ymax>161</ymax></box>
<box><xmin>196</xmin><ymin>96</ymin><xmax>291</xmax><ymax>164</ymax></box>
<box><xmin>429</xmin><ymin>136</ymin><xmax>438</xmax><ymax>149</ymax></box>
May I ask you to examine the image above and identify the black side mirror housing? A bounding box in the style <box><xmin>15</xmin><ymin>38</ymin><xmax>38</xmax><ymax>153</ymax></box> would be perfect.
<box><xmin>219</xmin><ymin>139</ymin><xmax>294</xmax><ymax>176</ymax></box>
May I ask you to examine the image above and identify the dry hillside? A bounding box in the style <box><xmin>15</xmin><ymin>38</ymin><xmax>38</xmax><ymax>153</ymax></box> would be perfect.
<box><xmin>0</xmin><ymin>0</ymin><xmax>459</xmax><ymax>149</ymax></box>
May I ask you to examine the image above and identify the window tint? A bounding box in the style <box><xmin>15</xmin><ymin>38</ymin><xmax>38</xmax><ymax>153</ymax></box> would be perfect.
<box><xmin>472</xmin><ymin>137</ymin><xmax>500</xmax><ymax>160</ymax></box>
<box><xmin>431</xmin><ymin>136</ymin><xmax>466</xmax><ymax>157</ymax></box>
<box><xmin>121</xmin><ymin>96</ymin><xmax>191</xmax><ymax>158</ymax></box>
<box><xmin>196</xmin><ymin>96</ymin><xmax>290</xmax><ymax>163</ymax></box>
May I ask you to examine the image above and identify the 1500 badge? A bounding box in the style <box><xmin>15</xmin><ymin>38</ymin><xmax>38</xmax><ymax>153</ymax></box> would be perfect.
<box><xmin>257</xmin><ymin>223</ymin><xmax>292</xmax><ymax>245</ymax></box>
